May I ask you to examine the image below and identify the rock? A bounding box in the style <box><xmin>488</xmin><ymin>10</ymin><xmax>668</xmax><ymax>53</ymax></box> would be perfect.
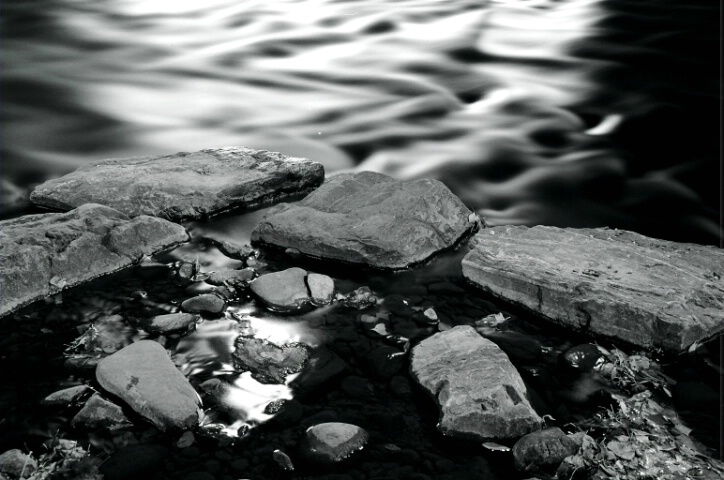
<box><xmin>409</xmin><ymin>326</ymin><xmax>542</xmax><ymax>440</ymax></box>
<box><xmin>71</xmin><ymin>393</ymin><xmax>132</xmax><ymax>430</ymax></box>
<box><xmin>206</xmin><ymin>268</ymin><xmax>255</xmax><ymax>287</ymax></box>
<box><xmin>272</xmin><ymin>449</ymin><xmax>294</xmax><ymax>471</ymax></box>
<box><xmin>251</xmin><ymin>171</ymin><xmax>477</xmax><ymax>269</ymax></box>
<box><xmin>462</xmin><ymin>226</ymin><xmax>724</xmax><ymax>353</ymax></box>
<box><xmin>290</xmin><ymin>346</ymin><xmax>348</xmax><ymax>394</ymax></box>
<box><xmin>64</xmin><ymin>354</ymin><xmax>102</xmax><ymax>375</ymax></box>
<box><xmin>232</xmin><ymin>336</ymin><xmax>311</xmax><ymax>384</ymax></box>
<box><xmin>512</xmin><ymin>427</ymin><xmax>579</xmax><ymax>473</ymax></box>
<box><xmin>0</xmin><ymin>449</ymin><xmax>37</xmax><ymax>478</ymax></box>
<box><xmin>96</xmin><ymin>340</ymin><xmax>202</xmax><ymax>431</ymax></box>
<box><xmin>42</xmin><ymin>385</ymin><xmax>90</xmax><ymax>406</ymax></box>
<box><xmin>250</xmin><ymin>268</ymin><xmax>310</xmax><ymax>312</ymax></box>
<box><xmin>99</xmin><ymin>444</ymin><xmax>168</xmax><ymax>480</ymax></box>
<box><xmin>302</xmin><ymin>423</ymin><xmax>369</xmax><ymax>464</ymax></box>
<box><xmin>208</xmin><ymin>239</ymin><xmax>257</xmax><ymax>261</ymax></box>
<box><xmin>30</xmin><ymin>147</ymin><xmax>324</xmax><ymax>221</ymax></box>
<box><xmin>307</xmin><ymin>273</ymin><xmax>335</xmax><ymax>305</ymax></box>
<box><xmin>181</xmin><ymin>294</ymin><xmax>225</xmax><ymax>315</ymax></box>
<box><xmin>142</xmin><ymin>313</ymin><xmax>199</xmax><ymax>334</ymax></box>
<box><xmin>342</xmin><ymin>286</ymin><xmax>377</xmax><ymax>309</ymax></box>
<box><xmin>0</xmin><ymin>203</ymin><xmax>188</xmax><ymax>318</ymax></box>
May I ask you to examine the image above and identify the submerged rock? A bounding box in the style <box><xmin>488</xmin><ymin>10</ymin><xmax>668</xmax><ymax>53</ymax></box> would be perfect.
<box><xmin>232</xmin><ymin>336</ymin><xmax>311</xmax><ymax>384</ymax></box>
<box><xmin>71</xmin><ymin>393</ymin><xmax>132</xmax><ymax>430</ymax></box>
<box><xmin>462</xmin><ymin>226</ymin><xmax>724</xmax><ymax>353</ymax></box>
<box><xmin>30</xmin><ymin>147</ymin><xmax>324</xmax><ymax>221</ymax></box>
<box><xmin>410</xmin><ymin>326</ymin><xmax>542</xmax><ymax>441</ymax></box>
<box><xmin>251</xmin><ymin>171</ymin><xmax>477</xmax><ymax>269</ymax></box>
<box><xmin>96</xmin><ymin>340</ymin><xmax>202</xmax><ymax>431</ymax></box>
<box><xmin>301</xmin><ymin>422</ymin><xmax>369</xmax><ymax>464</ymax></box>
<box><xmin>0</xmin><ymin>204</ymin><xmax>188</xmax><ymax>318</ymax></box>
<box><xmin>512</xmin><ymin>427</ymin><xmax>579</xmax><ymax>473</ymax></box>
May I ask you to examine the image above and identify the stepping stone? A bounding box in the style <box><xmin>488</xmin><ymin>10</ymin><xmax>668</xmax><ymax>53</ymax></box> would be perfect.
<box><xmin>462</xmin><ymin>226</ymin><xmax>724</xmax><ymax>352</ymax></box>
<box><xmin>0</xmin><ymin>204</ymin><xmax>188</xmax><ymax>318</ymax></box>
<box><xmin>410</xmin><ymin>326</ymin><xmax>542</xmax><ymax>441</ymax></box>
<box><xmin>30</xmin><ymin>147</ymin><xmax>324</xmax><ymax>221</ymax></box>
<box><xmin>251</xmin><ymin>171</ymin><xmax>477</xmax><ymax>269</ymax></box>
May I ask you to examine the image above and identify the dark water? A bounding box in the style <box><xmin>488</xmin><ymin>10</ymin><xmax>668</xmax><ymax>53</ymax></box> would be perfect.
<box><xmin>0</xmin><ymin>1</ymin><xmax>721</xmax><ymax>479</ymax></box>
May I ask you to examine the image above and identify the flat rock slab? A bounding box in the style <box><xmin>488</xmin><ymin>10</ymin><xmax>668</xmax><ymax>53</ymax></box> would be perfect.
<box><xmin>410</xmin><ymin>326</ymin><xmax>542</xmax><ymax>441</ymax></box>
<box><xmin>96</xmin><ymin>340</ymin><xmax>202</xmax><ymax>431</ymax></box>
<box><xmin>462</xmin><ymin>226</ymin><xmax>724</xmax><ymax>353</ymax></box>
<box><xmin>0</xmin><ymin>204</ymin><xmax>188</xmax><ymax>318</ymax></box>
<box><xmin>251</xmin><ymin>171</ymin><xmax>477</xmax><ymax>269</ymax></box>
<box><xmin>30</xmin><ymin>147</ymin><xmax>324</xmax><ymax>221</ymax></box>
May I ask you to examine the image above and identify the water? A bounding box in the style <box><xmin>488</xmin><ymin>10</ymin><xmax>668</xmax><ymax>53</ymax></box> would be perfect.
<box><xmin>0</xmin><ymin>1</ymin><xmax>721</xmax><ymax>478</ymax></box>
<box><xmin>1</xmin><ymin>0</ymin><xmax>720</xmax><ymax>244</ymax></box>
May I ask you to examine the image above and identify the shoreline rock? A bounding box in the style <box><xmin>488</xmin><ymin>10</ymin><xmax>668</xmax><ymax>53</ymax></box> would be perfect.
<box><xmin>462</xmin><ymin>226</ymin><xmax>724</xmax><ymax>353</ymax></box>
<box><xmin>30</xmin><ymin>147</ymin><xmax>324</xmax><ymax>221</ymax></box>
<box><xmin>0</xmin><ymin>204</ymin><xmax>188</xmax><ymax>318</ymax></box>
<box><xmin>410</xmin><ymin>326</ymin><xmax>542</xmax><ymax>441</ymax></box>
<box><xmin>251</xmin><ymin>171</ymin><xmax>477</xmax><ymax>269</ymax></box>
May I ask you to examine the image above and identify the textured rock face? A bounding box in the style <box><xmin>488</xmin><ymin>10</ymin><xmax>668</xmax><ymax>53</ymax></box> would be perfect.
<box><xmin>462</xmin><ymin>226</ymin><xmax>724</xmax><ymax>353</ymax></box>
<box><xmin>251</xmin><ymin>171</ymin><xmax>477</xmax><ymax>269</ymax></box>
<box><xmin>410</xmin><ymin>326</ymin><xmax>542</xmax><ymax>441</ymax></box>
<box><xmin>71</xmin><ymin>394</ymin><xmax>132</xmax><ymax>430</ymax></box>
<box><xmin>96</xmin><ymin>340</ymin><xmax>202</xmax><ymax>431</ymax></box>
<box><xmin>233</xmin><ymin>336</ymin><xmax>311</xmax><ymax>384</ymax></box>
<box><xmin>30</xmin><ymin>147</ymin><xmax>324</xmax><ymax>221</ymax></box>
<box><xmin>0</xmin><ymin>204</ymin><xmax>188</xmax><ymax>318</ymax></box>
<box><xmin>302</xmin><ymin>423</ymin><xmax>369</xmax><ymax>464</ymax></box>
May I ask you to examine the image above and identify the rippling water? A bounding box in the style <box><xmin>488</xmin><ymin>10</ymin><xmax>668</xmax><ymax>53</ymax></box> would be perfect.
<box><xmin>1</xmin><ymin>0</ymin><xmax>720</xmax><ymax>244</ymax></box>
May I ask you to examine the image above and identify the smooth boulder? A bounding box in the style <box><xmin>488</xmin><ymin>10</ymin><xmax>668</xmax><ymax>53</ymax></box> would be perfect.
<box><xmin>462</xmin><ymin>226</ymin><xmax>724</xmax><ymax>352</ymax></box>
<box><xmin>96</xmin><ymin>340</ymin><xmax>202</xmax><ymax>431</ymax></box>
<box><xmin>250</xmin><ymin>268</ymin><xmax>336</xmax><ymax>313</ymax></box>
<box><xmin>410</xmin><ymin>326</ymin><xmax>542</xmax><ymax>440</ymax></box>
<box><xmin>0</xmin><ymin>204</ymin><xmax>188</xmax><ymax>318</ymax></box>
<box><xmin>30</xmin><ymin>147</ymin><xmax>324</xmax><ymax>221</ymax></box>
<box><xmin>251</xmin><ymin>171</ymin><xmax>477</xmax><ymax>269</ymax></box>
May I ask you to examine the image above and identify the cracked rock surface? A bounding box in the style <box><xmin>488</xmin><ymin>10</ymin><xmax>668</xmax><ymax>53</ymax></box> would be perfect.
<box><xmin>251</xmin><ymin>171</ymin><xmax>477</xmax><ymax>269</ymax></box>
<box><xmin>462</xmin><ymin>226</ymin><xmax>724</xmax><ymax>353</ymax></box>
<box><xmin>30</xmin><ymin>147</ymin><xmax>324</xmax><ymax>221</ymax></box>
<box><xmin>0</xmin><ymin>203</ymin><xmax>188</xmax><ymax>318</ymax></box>
<box><xmin>410</xmin><ymin>326</ymin><xmax>542</xmax><ymax>441</ymax></box>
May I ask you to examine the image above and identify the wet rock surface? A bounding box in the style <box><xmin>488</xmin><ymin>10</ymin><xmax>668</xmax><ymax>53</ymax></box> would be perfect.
<box><xmin>250</xmin><ymin>267</ymin><xmax>336</xmax><ymax>313</ymax></box>
<box><xmin>232</xmin><ymin>336</ymin><xmax>311</xmax><ymax>384</ymax></box>
<box><xmin>302</xmin><ymin>422</ymin><xmax>369</xmax><ymax>464</ymax></box>
<box><xmin>181</xmin><ymin>294</ymin><xmax>226</xmax><ymax>315</ymax></box>
<box><xmin>96</xmin><ymin>340</ymin><xmax>202</xmax><ymax>431</ymax></box>
<box><xmin>0</xmin><ymin>203</ymin><xmax>188</xmax><ymax>318</ymax></box>
<box><xmin>462</xmin><ymin>226</ymin><xmax>724</xmax><ymax>353</ymax></box>
<box><xmin>70</xmin><ymin>393</ymin><xmax>132</xmax><ymax>430</ymax></box>
<box><xmin>30</xmin><ymin>147</ymin><xmax>325</xmax><ymax>221</ymax></box>
<box><xmin>251</xmin><ymin>172</ymin><xmax>477</xmax><ymax>269</ymax></box>
<box><xmin>512</xmin><ymin>427</ymin><xmax>579</xmax><ymax>473</ymax></box>
<box><xmin>142</xmin><ymin>313</ymin><xmax>199</xmax><ymax>334</ymax></box>
<box><xmin>410</xmin><ymin>326</ymin><xmax>542</xmax><ymax>441</ymax></box>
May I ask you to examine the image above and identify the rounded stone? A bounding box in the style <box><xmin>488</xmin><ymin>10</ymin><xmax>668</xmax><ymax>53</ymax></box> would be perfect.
<box><xmin>181</xmin><ymin>294</ymin><xmax>226</xmax><ymax>314</ymax></box>
<box><xmin>302</xmin><ymin>422</ymin><xmax>369</xmax><ymax>464</ymax></box>
<box><xmin>512</xmin><ymin>427</ymin><xmax>579</xmax><ymax>472</ymax></box>
<box><xmin>0</xmin><ymin>449</ymin><xmax>37</xmax><ymax>478</ymax></box>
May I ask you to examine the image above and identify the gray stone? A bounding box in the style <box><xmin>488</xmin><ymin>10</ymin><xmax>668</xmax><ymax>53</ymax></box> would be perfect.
<box><xmin>409</xmin><ymin>326</ymin><xmax>542</xmax><ymax>441</ymax></box>
<box><xmin>251</xmin><ymin>171</ymin><xmax>477</xmax><ymax>269</ymax></box>
<box><xmin>30</xmin><ymin>147</ymin><xmax>324</xmax><ymax>221</ymax></box>
<box><xmin>0</xmin><ymin>203</ymin><xmax>188</xmax><ymax>318</ymax></box>
<box><xmin>250</xmin><ymin>267</ymin><xmax>310</xmax><ymax>312</ymax></box>
<box><xmin>512</xmin><ymin>427</ymin><xmax>579</xmax><ymax>472</ymax></box>
<box><xmin>462</xmin><ymin>226</ymin><xmax>724</xmax><ymax>353</ymax></box>
<box><xmin>142</xmin><ymin>313</ymin><xmax>199</xmax><ymax>334</ymax></box>
<box><xmin>232</xmin><ymin>336</ymin><xmax>311</xmax><ymax>384</ymax></box>
<box><xmin>42</xmin><ymin>385</ymin><xmax>91</xmax><ymax>406</ymax></box>
<box><xmin>206</xmin><ymin>268</ymin><xmax>255</xmax><ymax>287</ymax></box>
<box><xmin>181</xmin><ymin>294</ymin><xmax>226</xmax><ymax>315</ymax></box>
<box><xmin>302</xmin><ymin>422</ymin><xmax>369</xmax><ymax>464</ymax></box>
<box><xmin>71</xmin><ymin>393</ymin><xmax>132</xmax><ymax>430</ymax></box>
<box><xmin>96</xmin><ymin>340</ymin><xmax>202</xmax><ymax>431</ymax></box>
<box><xmin>0</xmin><ymin>449</ymin><xmax>37</xmax><ymax>478</ymax></box>
<box><xmin>307</xmin><ymin>273</ymin><xmax>335</xmax><ymax>305</ymax></box>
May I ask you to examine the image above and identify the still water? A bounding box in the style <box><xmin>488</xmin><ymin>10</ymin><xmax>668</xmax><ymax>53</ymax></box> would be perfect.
<box><xmin>1</xmin><ymin>0</ymin><xmax>720</xmax><ymax>244</ymax></box>
<box><xmin>0</xmin><ymin>1</ymin><xmax>721</xmax><ymax>479</ymax></box>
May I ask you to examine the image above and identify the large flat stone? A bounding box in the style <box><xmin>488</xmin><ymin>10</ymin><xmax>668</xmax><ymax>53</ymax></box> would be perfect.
<box><xmin>251</xmin><ymin>171</ymin><xmax>477</xmax><ymax>269</ymax></box>
<box><xmin>96</xmin><ymin>340</ymin><xmax>202</xmax><ymax>431</ymax></box>
<box><xmin>410</xmin><ymin>326</ymin><xmax>542</xmax><ymax>441</ymax></box>
<box><xmin>462</xmin><ymin>226</ymin><xmax>724</xmax><ymax>353</ymax></box>
<box><xmin>30</xmin><ymin>147</ymin><xmax>324</xmax><ymax>221</ymax></box>
<box><xmin>0</xmin><ymin>204</ymin><xmax>188</xmax><ymax>318</ymax></box>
